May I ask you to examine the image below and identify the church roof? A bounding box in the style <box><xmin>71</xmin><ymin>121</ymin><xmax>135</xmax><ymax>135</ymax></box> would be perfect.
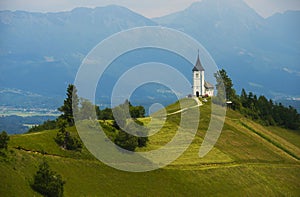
<box><xmin>192</xmin><ymin>54</ymin><xmax>205</xmax><ymax>72</ymax></box>
<box><xmin>204</xmin><ymin>81</ymin><xmax>214</xmax><ymax>89</ymax></box>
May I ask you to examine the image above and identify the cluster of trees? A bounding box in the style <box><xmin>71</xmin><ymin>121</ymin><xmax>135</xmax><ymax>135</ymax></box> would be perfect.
<box><xmin>111</xmin><ymin>104</ymin><xmax>148</xmax><ymax>151</ymax></box>
<box><xmin>31</xmin><ymin>161</ymin><xmax>65</xmax><ymax>197</ymax></box>
<box><xmin>96</xmin><ymin>100</ymin><xmax>145</xmax><ymax>120</ymax></box>
<box><xmin>28</xmin><ymin>84</ymin><xmax>148</xmax><ymax>151</ymax></box>
<box><xmin>28</xmin><ymin>85</ymin><xmax>83</xmax><ymax>151</ymax></box>
<box><xmin>215</xmin><ymin>69</ymin><xmax>300</xmax><ymax>130</ymax></box>
<box><xmin>54</xmin><ymin>85</ymin><xmax>83</xmax><ymax>151</ymax></box>
<box><xmin>239</xmin><ymin>89</ymin><xmax>300</xmax><ymax>129</ymax></box>
<box><xmin>114</xmin><ymin>119</ymin><xmax>148</xmax><ymax>151</ymax></box>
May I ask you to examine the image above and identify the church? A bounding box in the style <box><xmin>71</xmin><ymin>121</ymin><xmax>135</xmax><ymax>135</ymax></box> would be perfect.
<box><xmin>192</xmin><ymin>54</ymin><xmax>214</xmax><ymax>97</ymax></box>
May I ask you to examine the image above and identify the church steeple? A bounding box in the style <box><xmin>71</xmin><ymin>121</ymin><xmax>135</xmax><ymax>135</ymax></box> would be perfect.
<box><xmin>192</xmin><ymin>52</ymin><xmax>205</xmax><ymax>72</ymax></box>
<box><xmin>192</xmin><ymin>51</ymin><xmax>205</xmax><ymax>97</ymax></box>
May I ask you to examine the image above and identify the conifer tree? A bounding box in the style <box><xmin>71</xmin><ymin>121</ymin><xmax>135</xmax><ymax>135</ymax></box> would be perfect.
<box><xmin>58</xmin><ymin>84</ymin><xmax>79</xmax><ymax>126</ymax></box>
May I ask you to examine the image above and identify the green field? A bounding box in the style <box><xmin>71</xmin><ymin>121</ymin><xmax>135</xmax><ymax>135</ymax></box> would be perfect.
<box><xmin>1</xmin><ymin>98</ymin><xmax>300</xmax><ymax>196</ymax></box>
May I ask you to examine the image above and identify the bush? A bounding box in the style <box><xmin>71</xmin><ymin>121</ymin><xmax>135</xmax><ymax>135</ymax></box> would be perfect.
<box><xmin>31</xmin><ymin>161</ymin><xmax>65</xmax><ymax>197</ymax></box>
<box><xmin>114</xmin><ymin>130</ymin><xmax>139</xmax><ymax>151</ymax></box>
<box><xmin>0</xmin><ymin>131</ymin><xmax>9</xmax><ymax>149</ymax></box>
<box><xmin>114</xmin><ymin>119</ymin><xmax>148</xmax><ymax>151</ymax></box>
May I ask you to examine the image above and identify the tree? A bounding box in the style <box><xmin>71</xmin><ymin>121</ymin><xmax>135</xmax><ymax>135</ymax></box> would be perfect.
<box><xmin>58</xmin><ymin>84</ymin><xmax>79</xmax><ymax>126</ymax></box>
<box><xmin>96</xmin><ymin>107</ymin><xmax>113</xmax><ymax>120</ymax></box>
<box><xmin>130</xmin><ymin>105</ymin><xmax>146</xmax><ymax>119</ymax></box>
<box><xmin>112</xmin><ymin>105</ymin><xmax>127</xmax><ymax>130</ymax></box>
<box><xmin>134</xmin><ymin>119</ymin><xmax>149</xmax><ymax>147</ymax></box>
<box><xmin>114</xmin><ymin>119</ymin><xmax>148</xmax><ymax>151</ymax></box>
<box><xmin>55</xmin><ymin>119</ymin><xmax>82</xmax><ymax>151</ymax></box>
<box><xmin>55</xmin><ymin>119</ymin><xmax>68</xmax><ymax>149</ymax></box>
<box><xmin>31</xmin><ymin>161</ymin><xmax>65</xmax><ymax>197</ymax></box>
<box><xmin>214</xmin><ymin>69</ymin><xmax>240</xmax><ymax>109</ymax></box>
<box><xmin>0</xmin><ymin>131</ymin><xmax>9</xmax><ymax>149</ymax></box>
<box><xmin>215</xmin><ymin>69</ymin><xmax>236</xmax><ymax>100</ymax></box>
<box><xmin>114</xmin><ymin>130</ymin><xmax>139</xmax><ymax>151</ymax></box>
<box><xmin>240</xmin><ymin>89</ymin><xmax>248</xmax><ymax>108</ymax></box>
<box><xmin>78</xmin><ymin>98</ymin><xmax>97</xmax><ymax>120</ymax></box>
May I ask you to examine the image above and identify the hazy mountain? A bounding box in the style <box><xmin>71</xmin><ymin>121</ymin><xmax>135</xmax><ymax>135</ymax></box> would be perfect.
<box><xmin>0</xmin><ymin>1</ymin><xmax>299</xmax><ymax>110</ymax></box>
<box><xmin>0</xmin><ymin>88</ymin><xmax>62</xmax><ymax>109</ymax></box>
<box><xmin>0</xmin><ymin>5</ymin><xmax>156</xmax><ymax>96</ymax></box>
<box><xmin>154</xmin><ymin>0</ymin><xmax>300</xmax><ymax>98</ymax></box>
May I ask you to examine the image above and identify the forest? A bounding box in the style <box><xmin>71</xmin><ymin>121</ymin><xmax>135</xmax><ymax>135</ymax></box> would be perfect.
<box><xmin>215</xmin><ymin>69</ymin><xmax>300</xmax><ymax>130</ymax></box>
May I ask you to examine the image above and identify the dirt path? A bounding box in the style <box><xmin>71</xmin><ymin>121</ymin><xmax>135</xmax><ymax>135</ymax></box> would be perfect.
<box><xmin>14</xmin><ymin>147</ymin><xmax>64</xmax><ymax>159</ymax></box>
<box><xmin>167</xmin><ymin>97</ymin><xmax>202</xmax><ymax>116</ymax></box>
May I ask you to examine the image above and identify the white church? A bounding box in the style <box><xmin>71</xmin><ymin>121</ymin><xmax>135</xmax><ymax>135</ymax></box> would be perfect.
<box><xmin>192</xmin><ymin>54</ymin><xmax>214</xmax><ymax>97</ymax></box>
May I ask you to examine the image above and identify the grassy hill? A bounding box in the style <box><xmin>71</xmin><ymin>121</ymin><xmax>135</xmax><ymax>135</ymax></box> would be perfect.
<box><xmin>1</xmin><ymin>98</ymin><xmax>300</xmax><ymax>196</ymax></box>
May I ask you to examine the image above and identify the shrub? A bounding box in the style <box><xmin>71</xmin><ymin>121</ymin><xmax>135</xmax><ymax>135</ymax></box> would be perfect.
<box><xmin>54</xmin><ymin>120</ymin><xmax>82</xmax><ymax>151</ymax></box>
<box><xmin>0</xmin><ymin>131</ymin><xmax>9</xmax><ymax>149</ymax></box>
<box><xmin>114</xmin><ymin>119</ymin><xmax>148</xmax><ymax>151</ymax></box>
<box><xmin>31</xmin><ymin>161</ymin><xmax>65</xmax><ymax>197</ymax></box>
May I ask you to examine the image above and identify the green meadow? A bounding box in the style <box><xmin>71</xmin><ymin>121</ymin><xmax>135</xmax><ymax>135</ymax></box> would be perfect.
<box><xmin>1</xmin><ymin>98</ymin><xmax>300</xmax><ymax>196</ymax></box>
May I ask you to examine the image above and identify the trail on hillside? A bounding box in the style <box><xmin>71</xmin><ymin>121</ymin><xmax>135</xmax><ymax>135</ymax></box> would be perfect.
<box><xmin>14</xmin><ymin>146</ymin><xmax>66</xmax><ymax>159</ymax></box>
<box><xmin>166</xmin><ymin>97</ymin><xmax>202</xmax><ymax>116</ymax></box>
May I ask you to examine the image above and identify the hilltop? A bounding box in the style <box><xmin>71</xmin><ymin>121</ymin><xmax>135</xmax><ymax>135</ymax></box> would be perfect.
<box><xmin>1</xmin><ymin>97</ymin><xmax>300</xmax><ymax>196</ymax></box>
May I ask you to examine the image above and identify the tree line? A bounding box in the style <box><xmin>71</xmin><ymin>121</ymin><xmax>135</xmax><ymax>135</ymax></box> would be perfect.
<box><xmin>214</xmin><ymin>69</ymin><xmax>300</xmax><ymax>130</ymax></box>
<box><xmin>28</xmin><ymin>84</ymin><xmax>148</xmax><ymax>151</ymax></box>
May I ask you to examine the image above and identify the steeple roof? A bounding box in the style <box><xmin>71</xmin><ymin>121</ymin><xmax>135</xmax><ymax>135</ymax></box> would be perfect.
<box><xmin>192</xmin><ymin>53</ymin><xmax>205</xmax><ymax>72</ymax></box>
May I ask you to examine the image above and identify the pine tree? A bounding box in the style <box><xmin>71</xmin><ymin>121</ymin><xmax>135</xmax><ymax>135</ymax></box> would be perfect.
<box><xmin>58</xmin><ymin>84</ymin><xmax>79</xmax><ymax>126</ymax></box>
<box><xmin>214</xmin><ymin>69</ymin><xmax>240</xmax><ymax>109</ymax></box>
<box><xmin>240</xmin><ymin>88</ymin><xmax>248</xmax><ymax>108</ymax></box>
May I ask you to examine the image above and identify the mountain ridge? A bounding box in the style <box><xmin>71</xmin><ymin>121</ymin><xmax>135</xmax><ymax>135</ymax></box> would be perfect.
<box><xmin>0</xmin><ymin>2</ymin><xmax>299</xmax><ymax>108</ymax></box>
<box><xmin>154</xmin><ymin>0</ymin><xmax>300</xmax><ymax>99</ymax></box>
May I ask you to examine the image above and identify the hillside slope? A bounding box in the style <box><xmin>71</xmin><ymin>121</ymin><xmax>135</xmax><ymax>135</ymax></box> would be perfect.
<box><xmin>1</xmin><ymin>98</ymin><xmax>300</xmax><ymax>196</ymax></box>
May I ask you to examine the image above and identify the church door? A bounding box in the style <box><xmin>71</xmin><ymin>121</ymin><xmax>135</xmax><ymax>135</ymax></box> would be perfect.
<box><xmin>196</xmin><ymin>91</ymin><xmax>200</xmax><ymax>97</ymax></box>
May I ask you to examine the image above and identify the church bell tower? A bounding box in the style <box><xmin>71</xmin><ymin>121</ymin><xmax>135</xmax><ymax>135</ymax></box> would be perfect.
<box><xmin>192</xmin><ymin>53</ymin><xmax>205</xmax><ymax>97</ymax></box>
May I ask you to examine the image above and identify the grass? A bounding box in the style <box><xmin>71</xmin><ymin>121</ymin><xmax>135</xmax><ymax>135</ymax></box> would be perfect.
<box><xmin>9</xmin><ymin>127</ymin><xmax>95</xmax><ymax>160</ymax></box>
<box><xmin>267</xmin><ymin>126</ymin><xmax>300</xmax><ymax>148</ymax></box>
<box><xmin>1</xmin><ymin>98</ymin><xmax>300</xmax><ymax>196</ymax></box>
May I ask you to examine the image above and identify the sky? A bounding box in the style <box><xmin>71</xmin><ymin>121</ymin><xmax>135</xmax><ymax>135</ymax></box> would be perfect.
<box><xmin>0</xmin><ymin>0</ymin><xmax>299</xmax><ymax>18</ymax></box>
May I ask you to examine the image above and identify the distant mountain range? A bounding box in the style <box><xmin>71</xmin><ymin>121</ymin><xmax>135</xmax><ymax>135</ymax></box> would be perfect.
<box><xmin>154</xmin><ymin>0</ymin><xmax>300</xmax><ymax>98</ymax></box>
<box><xmin>0</xmin><ymin>0</ymin><xmax>299</xmax><ymax>110</ymax></box>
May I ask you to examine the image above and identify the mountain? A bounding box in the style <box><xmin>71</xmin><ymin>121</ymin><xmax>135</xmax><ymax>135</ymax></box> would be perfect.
<box><xmin>0</xmin><ymin>88</ymin><xmax>62</xmax><ymax>109</ymax></box>
<box><xmin>0</xmin><ymin>1</ymin><xmax>299</xmax><ymax>110</ymax></box>
<box><xmin>1</xmin><ymin>99</ymin><xmax>300</xmax><ymax>195</ymax></box>
<box><xmin>154</xmin><ymin>0</ymin><xmax>300</xmax><ymax>98</ymax></box>
<box><xmin>0</xmin><ymin>5</ymin><xmax>156</xmax><ymax>96</ymax></box>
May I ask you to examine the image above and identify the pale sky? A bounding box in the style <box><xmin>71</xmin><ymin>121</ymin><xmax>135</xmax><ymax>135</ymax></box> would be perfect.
<box><xmin>0</xmin><ymin>0</ymin><xmax>299</xmax><ymax>18</ymax></box>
